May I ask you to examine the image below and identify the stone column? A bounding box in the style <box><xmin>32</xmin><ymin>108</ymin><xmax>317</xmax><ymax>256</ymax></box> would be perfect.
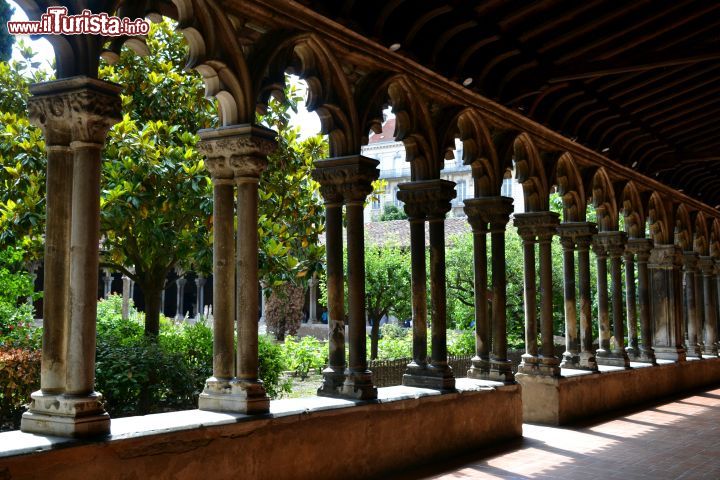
<box><xmin>624</xmin><ymin>250</ymin><xmax>638</xmax><ymax>358</ymax></box>
<box><xmin>649</xmin><ymin>244</ymin><xmax>686</xmax><ymax>361</ymax></box>
<box><xmin>398</xmin><ymin>180</ymin><xmax>456</xmax><ymax>390</ymax></box>
<box><xmin>682</xmin><ymin>252</ymin><xmax>702</xmax><ymax>358</ymax></box>
<box><xmin>557</xmin><ymin>223</ymin><xmax>581</xmax><ymax>369</ymax></box>
<box><xmin>259</xmin><ymin>281</ymin><xmax>267</xmax><ymax>323</ymax></box>
<box><xmin>515</xmin><ymin>212</ymin><xmax>560</xmax><ymax>376</ymax></box>
<box><xmin>314</xmin><ymin>156</ymin><xmax>379</xmax><ymax>399</ymax></box>
<box><xmin>312</xmin><ymin>166</ymin><xmax>346</xmax><ymax>396</ymax></box>
<box><xmin>22</xmin><ymin>77</ymin><xmax>121</xmax><ymax>438</ymax></box>
<box><xmin>699</xmin><ymin>256</ymin><xmax>718</xmax><ymax>356</ymax></box>
<box><xmin>576</xmin><ymin>224</ymin><xmax>598</xmax><ymax>370</ymax></box>
<box><xmin>197</xmin><ymin>124</ymin><xmax>275</xmax><ymax>413</ymax></box>
<box><xmin>537</xmin><ymin>214</ymin><xmax>560</xmax><ymax>376</ymax></box>
<box><xmin>175</xmin><ymin>271</ymin><xmax>186</xmax><ymax>321</ymax></box>
<box><xmin>592</xmin><ymin>238</ymin><xmax>610</xmax><ymax>360</ymax></box>
<box><xmin>340</xmin><ymin>157</ymin><xmax>379</xmax><ymax>399</ymax></box>
<box><xmin>102</xmin><ymin>269</ymin><xmax>113</xmax><ymax>298</ymax></box>
<box><xmin>598</xmin><ymin>231</ymin><xmax>630</xmax><ymax>368</ymax></box>
<box><xmin>195</xmin><ymin>276</ymin><xmax>206</xmax><ymax>319</ymax></box>
<box><xmin>626</xmin><ymin>238</ymin><xmax>656</xmax><ymax>363</ymax></box>
<box><xmin>715</xmin><ymin>260</ymin><xmax>720</xmax><ymax>354</ymax></box>
<box><xmin>121</xmin><ymin>273</ymin><xmax>131</xmax><ymax>320</ymax></box>
<box><xmin>308</xmin><ymin>273</ymin><xmax>318</xmax><ymax>323</ymax></box>
<box><xmin>464</xmin><ymin>200</ymin><xmax>490</xmax><ymax>377</ymax></box>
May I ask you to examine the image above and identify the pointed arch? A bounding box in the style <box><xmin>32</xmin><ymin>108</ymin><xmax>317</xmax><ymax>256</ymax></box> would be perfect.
<box><xmin>694</xmin><ymin>211</ymin><xmax>710</xmax><ymax>256</ymax></box>
<box><xmin>513</xmin><ymin>133</ymin><xmax>549</xmax><ymax>212</ymax></box>
<box><xmin>590</xmin><ymin>167</ymin><xmax>619</xmax><ymax>231</ymax></box>
<box><xmin>620</xmin><ymin>181</ymin><xmax>646</xmax><ymax>238</ymax></box>
<box><xmin>674</xmin><ymin>204</ymin><xmax>693</xmax><ymax>252</ymax></box>
<box><xmin>647</xmin><ymin>192</ymin><xmax>671</xmax><ymax>244</ymax></box>
<box><xmin>710</xmin><ymin>219</ymin><xmax>720</xmax><ymax>257</ymax></box>
<box><xmin>250</xmin><ymin>32</ymin><xmax>359</xmax><ymax>157</ymax></box>
<box><xmin>555</xmin><ymin>152</ymin><xmax>587</xmax><ymax>222</ymax></box>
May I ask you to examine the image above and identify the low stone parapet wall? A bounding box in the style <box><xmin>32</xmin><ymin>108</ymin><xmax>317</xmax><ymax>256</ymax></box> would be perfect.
<box><xmin>0</xmin><ymin>379</ymin><xmax>522</xmax><ymax>480</ymax></box>
<box><xmin>517</xmin><ymin>357</ymin><xmax>720</xmax><ymax>425</ymax></box>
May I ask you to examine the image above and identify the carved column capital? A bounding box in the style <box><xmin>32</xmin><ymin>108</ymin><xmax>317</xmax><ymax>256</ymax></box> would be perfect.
<box><xmin>649</xmin><ymin>244</ymin><xmax>682</xmax><ymax>269</ymax></box>
<box><xmin>514</xmin><ymin>211</ymin><xmax>559</xmax><ymax>241</ymax></box>
<box><xmin>312</xmin><ymin>155</ymin><xmax>380</xmax><ymax>205</ymax></box>
<box><xmin>698</xmin><ymin>255</ymin><xmax>716</xmax><ymax>275</ymax></box>
<box><xmin>596</xmin><ymin>231</ymin><xmax>627</xmax><ymax>258</ymax></box>
<box><xmin>397</xmin><ymin>179</ymin><xmax>456</xmax><ymax>220</ymax></box>
<box><xmin>625</xmin><ymin>237</ymin><xmax>653</xmax><ymax>261</ymax></box>
<box><xmin>198</xmin><ymin>124</ymin><xmax>276</xmax><ymax>182</ymax></box>
<box><xmin>28</xmin><ymin>77</ymin><xmax>122</xmax><ymax>146</ymax></box>
<box><xmin>681</xmin><ymin>251</ymin><xmax>699</xmax><ymax>272</ymax></box>
<box><xmin>463</xmin><ymin>196</ymin><xmax>513</xmax><ymax>233</ymax></box>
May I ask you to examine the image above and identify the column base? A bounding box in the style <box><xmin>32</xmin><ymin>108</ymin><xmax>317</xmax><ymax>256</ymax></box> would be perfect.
<box><xmin>686</xmin><ymin>343</ymin><xmax>703</xmax><ymax>358</ymax></box>
<box><xmin>198</xmin><ymin>377</ymin><xmax>270</xmax><ymax>414</ymax></box>
<box><xmin>559</xmin><ymin>350</ymin><xmax>581</xmax><ymax>369</ymax></box>
<box><xmin>21</xmin><ymin>391</ymin><xmax>110</xmax><ymax>438</ymax></box>
<box><xmin>703</xmin><ymin>344</ymin><xmax>719</xmax><ymax>357</ymax></box>
<box><xmin>466</xmin><ymin>356</ymin><xmax>491</xmax><ymax>378</ymax></box>
<box><xmin>635</xmin><ymin>347</ymin><xmax>657</xmax><ymax>364</ymax></box>
<box><xmin>488</xmin><ymin>358</ymin><xmax>515</xmax><ymax>383</ymax></box>
<box><xmin>596</xmin><ymin>351</ymin><xmax>631</xmax><ymax>368</ymax></box>
<box><xmin>625</xmin><ymin>345</ymin><xmax>638</xmax><ymax>358</ymax></box>
<box><xmin>317</xmin><ymin>367</ymin><xmax>346</xmax><ymax>397</ymax></box>
<box><xmin>517</xmin><ymin>354</ymin><xmax>541</xmax><ymax>375</ymax></box>
<box><xmin>340</xmin><ymin>370</ymin><xmax>378</xmax><ymax>400</ymax></box>
<box><xmin>578</xmin><ymin>351</ymin><xmax>599</xmax><ymax>371</ymax></box>
<box><xmin>403</xmin><ymin>363</ymin><xmax>456</xmax><ymax>391</ymax></box>
<box><xmin>654</xmin><ymin>346</ymin><xmax>687</xmax><ymax>362</ymax></box>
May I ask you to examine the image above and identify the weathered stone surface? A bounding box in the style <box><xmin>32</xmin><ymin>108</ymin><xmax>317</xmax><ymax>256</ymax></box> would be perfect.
<box><xmin>518</xmin><ymin>357</ymin><xmax>720</xmax><ymax>425</ymax></box>
<box><xmin>2</xmin><ymin>383</ymin><xmax>522</xmax><ymax>480</ymax></box>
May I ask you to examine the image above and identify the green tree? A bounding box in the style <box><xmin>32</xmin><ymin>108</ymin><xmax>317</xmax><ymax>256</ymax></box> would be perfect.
<box><xmin>364</xmin><ymin>243</ymin><xmax>411</xmax><ymax>359</ymax></box>
<box><xmin>379</xmin><ymin>203</ymin><xmax>407</xmax><ymax>221</ymax></box>
<box><xmin>258</xmin><ymin>83</ymin><xmax>326</xmax><ymax>340</ymax></box>
<box><xmin>98</xmin><ymin>20</ymin><xmax>216</xmax><ymax>336</ymax></box>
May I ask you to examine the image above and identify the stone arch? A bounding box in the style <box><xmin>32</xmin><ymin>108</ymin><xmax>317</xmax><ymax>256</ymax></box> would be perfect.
<box><xmin>590</xmin><ymin>167</ymin><xmax>619</xmax><ymax>232</ymax></box>
<box><xmin>251</xmin><ymin>32</ymin><xmax>359</xmax><ymax>157</ymax></box>
<box><xmin>647</xmin><ymin>192</ymin><xmax>671</xmax><ymax>244</ymax></box>
<box><xmin>694</xmin><ymin>211</ymin><xmax>710</xmax><ymax>256</ymax></box>
<box><xmin>513</xmin><ymin>133</ymin><xmax>549</xmax><ymax>212</ymax></box>
<box><xmin>554</xmin><ymin>152</ymin><xmax>587</xmax><ymax>222</ymax></box>
<box><xmin>674</xmin><ymin>204</ymin><xmax>693</xmax><ymax>251</ymax></box>
<box><xmin>355</xmin><ymin>74</ymin><xmax>438</xmax><ymax>180</ymax></box>
<box><xmin>438</xmin><ymin>108</ymin><xmax>502</xmax><ymax>196</ymax></box>
<box><xmin>620</xmin><ymin>181</ymin><xmax>646</xmax><ymax>238</ymax></box>
<box><xmin>710</xmin><ymin>219</ymin><xmax>720</xmax><ymax>257</ymax></box>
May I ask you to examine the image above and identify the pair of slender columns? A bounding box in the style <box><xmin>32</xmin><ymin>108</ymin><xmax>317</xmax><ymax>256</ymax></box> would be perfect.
<box><xmin>698</xmin><ymin>256</ymin><xmax>719</xmax><ymax>356</ymax></box>
<box><xmin>593</xmin><ymin>231</ymin><xmax>631</xmax><ymax>368</ymax></box>
<box><xmin>557</xmin><ymin>223</ymin><xmax>597</xmax><ymax>370</ymax></box>
<box><xmin>21</xmin><ymin>77</ymin><xmax>122</xmax><ymax>437</ymax></box>
<box><xmin>625</xmin><ymin>238</ymin><xmax>656</xmax><ymax>363</ymax></box>
<box><xmin>313</xmin><ymin>156</ymin><xmax>379</xmax><ymax>399</ymax></box>
<box><xmin>682</xmin><ymin>252</ymin><xmax>703</xmax><ymax>358</ymax></box>
<box><xmin>648</xmin><ymin>244</ymin><xmax>687</xmax><ymax>362</ymax></box>
<box><xmin>396</xmin><ymin>180</ymin><xmax>457</xmax><ymax>390</ymax></box>
<box><xmin>514</xmin><ymin>212</ymin><xmax>560</xmax><ymax>377</ymax></box>
<box><xmin>196</xmin><ymin>124</ymin><xmax>276</xmax><ymax>413</ymax></box>
<box><xmin>464</xmin><ymin>197</ymin><xmax>514</xmax><ymax>383</ymax></box>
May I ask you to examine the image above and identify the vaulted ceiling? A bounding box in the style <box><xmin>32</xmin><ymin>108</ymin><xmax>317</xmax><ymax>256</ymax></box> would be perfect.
<box><xmin>297</xmin><ymin>0</ymin><xmax>720</xmax><ymax>207</ymax></box>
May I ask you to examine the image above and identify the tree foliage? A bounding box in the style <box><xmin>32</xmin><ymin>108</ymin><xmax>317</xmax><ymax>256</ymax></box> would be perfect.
<box><xmin>0</xmin><ymin>0</ymin><xmax>13</xmax><ymax>63</ymax></box>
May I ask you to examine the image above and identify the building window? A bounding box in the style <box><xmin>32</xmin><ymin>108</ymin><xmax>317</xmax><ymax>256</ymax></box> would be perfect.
<box><xmin>372</xmin><ymin>197</ymin><xmax>381</xmax><ymax>210</ymax></box>
<box><xmin>456</xmin><ymin>180</ymin><xmax>466</xmax><ymax>203</ymax></box>
<box><xmin>501</xmin><ymin>177</ymin><xmax>513</xmax><ymax>197</ymax></box>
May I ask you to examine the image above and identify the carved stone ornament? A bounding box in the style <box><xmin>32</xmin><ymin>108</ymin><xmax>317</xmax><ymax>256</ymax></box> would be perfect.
<box><xmin>28</xmin><ymin>77</ymin><xmax>122</xmax><ymax>145</ymax></box>
<box><xmin>698</xmin><ymin>256</ymin><xmax>716</xmax><ymax>275</ymax></box>
<box><xmin>397</xmin><ymin>179</ymin><xmax>456</xmax><ymax>220</ymax></box>
<box><xmin>681</xmin><ymin>251</ymin><xmax>699</xmax><ymax>271</ymax></box>
<box><xmin>557</xmin><ymin>221</ymin><xmax>597</xmax><ymax>241</ymax></box>
<box><xmin>648</xmin><ymin>244</ymin><xmax>682</xmax><ymax>269</ymax></box>
<box><xmin>595</xmin><ymin>231</ymin><xmax>627</xmax><ymax>257</ymax></box>
<box><xmin>463</xmin><ymin>196</ymin><xmax>513</xmax><ymax>233</ymax></box>
<box><xmin>312</xmin><ymin>155</ymin><xmax>380</xmax><ymax>204</ymax></box>
<box><xmin>197</xmin><ymin>124</ymin><xmax>277</xmax><ymax>179</ymax></box>
<box><xmin>625</xmin><ymin>237</ymin><xmax>653</xmax><ymax>258</ymax></box>
<box><xmin>513</xmin><ymin>211</ymin><xmax>560</xmax><ymax>240</ymax></box>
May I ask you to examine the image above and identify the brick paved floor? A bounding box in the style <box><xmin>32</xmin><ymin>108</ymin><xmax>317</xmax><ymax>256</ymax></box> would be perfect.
<box><xmin>393</xmin><ymin>387</ymin><xmax>720</xmax><ymax>480</ymax></box>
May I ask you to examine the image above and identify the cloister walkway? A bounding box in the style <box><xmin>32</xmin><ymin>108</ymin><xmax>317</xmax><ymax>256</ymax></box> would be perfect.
<box><xmin>397</xmin><ymin>387</ymin><xmax>720</xmax><ymax>480</ymax></box>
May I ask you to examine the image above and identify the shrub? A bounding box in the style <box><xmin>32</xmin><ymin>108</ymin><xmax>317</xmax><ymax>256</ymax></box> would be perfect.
<box><xmin>259</xmin><ymin>334</ymin><xmax>292</xmax><ymax>398</ymax></box>
<box><xmin>265</xmin><ymin>283</ymin><xmax>305</xmax><ymax>341</ymax></box>
<box><xmin>0</xmin><ymin>347</ymin><xmax>40</xmax><ymax>429</ymax></box>
<box><xmin>0</xmin><ymin>247</ymin><xmax>41</xmax><ymax>350</ymax></box>
<box><xmin>281</xmin><ymin>335</ymin><xmax>326</xmax><ymax>379</ymax></box>
<box><xmin>447</xmin><ymin>330</ymin><xmax>475</xmax><ymax>356</ymax></box>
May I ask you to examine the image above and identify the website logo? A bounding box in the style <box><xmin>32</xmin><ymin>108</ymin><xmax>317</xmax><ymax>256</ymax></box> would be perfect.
<box><xmin>7</xmin><ymin>7</ymin><xmax>150</xmax><ymax>36</ymax></box>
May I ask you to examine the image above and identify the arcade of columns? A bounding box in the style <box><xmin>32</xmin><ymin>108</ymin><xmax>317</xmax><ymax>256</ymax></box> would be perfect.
<box><xmin>15</xmin><ymin>1</ymin><xmax>720</xmax><ymax>437</ymax></box>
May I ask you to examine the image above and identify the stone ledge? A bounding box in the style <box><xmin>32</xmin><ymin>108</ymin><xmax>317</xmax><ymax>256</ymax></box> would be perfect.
<box><xmin>0</xmin><ymin>380</ymin><xmax>521</xmax><ymax>480</ymax></box>
<box><xmin>517</xmin><ymin>357</ymin><xmax>720</xmax><ymax>425</ymax></box>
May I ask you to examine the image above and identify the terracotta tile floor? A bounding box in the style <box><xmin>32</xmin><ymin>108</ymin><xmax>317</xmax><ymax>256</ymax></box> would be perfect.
<box><xmin>394</xmin><ymin>387</ymin><xmax>720</xmax><ymax>480</ymax></box>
